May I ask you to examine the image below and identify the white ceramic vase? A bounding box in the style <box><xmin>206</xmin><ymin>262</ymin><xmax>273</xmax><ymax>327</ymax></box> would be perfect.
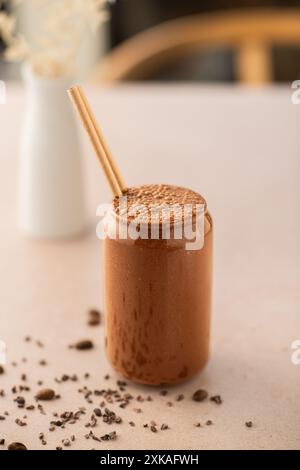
<box><xmin>19</xmin><ymin>65</ymin><xmax>87</xmax><ymax>239</ymax></box>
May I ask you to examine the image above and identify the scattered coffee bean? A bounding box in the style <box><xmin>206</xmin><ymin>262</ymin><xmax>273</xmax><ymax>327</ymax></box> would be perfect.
<box><xmin>93</xmin><ymin>408</ymin><xmax>102</xmax><ymax>417</ymax></box>
<box><xmin>101</xmin><ymin>431</ymin><xmax>117</xmax><ymax>441</ymax></box>
<box><xmin>62</xmin><ymin>439</ymin><xmax>71</xmax><ymax>447</ymax></box>
<box><xmin>192</xmin><ymin>389</ymin><xmax>208</xmax><ymax>402</ymax></box>
<box><xmin>194</xmin><ymin>422</ymin><xmax>201</xmax><ymax>427</ymax></box>
<box><xmin>117</xmin><ymin>380</ymin><xmax>127</xmax><ymax>387</ymax></box>
<box><xmin>35</xmin><ymin>388</ymin><xmax>55</xmax><ymax>401</ymax></box>
<box><xmin>0</xmin><ymin>439</ymin><xmax>4</xmax><ymax>445</ymax></box>
<box><xmin>129</xmin><ymin>421</ymin><xmax>135</xmax><ymax>427</ymax></box>
<box><xmin>39</xmin><ymin>360</ymin><xmax>47</xmax><ymax>366</ymax></box>
<box><xmin>88</xmin><ymin>309</ymin><xmax>101</xmax><ymax>326</ymax></box>
<box><xmin>15</xmin><ymin>418</ymin><xmax>27</xmax><ymax>427</ymax></box>
<box><xmin>0</xmin><ymin>366</ymin><xmax>4</xmax><ymax>374</ymax></box>
<box><xmin>26</xmin><ymin>405</ymin><xmax>35</xmax><ymax>411</ymax></box>
<box><xmin>73</xmin><ymin>340</ymin><xmax>94</xmax><ymax>350</ymax></box>
<box><xmin>159</xmin><ymin>390</ymin><xmax>168</xmax><ymax>396</ymax></box>
<box><xmin>161</xmin><ymin>424</ymin><xmax>169</xmax><ymax>430</ymax></box>
<box><xmin>56</xmin><ymin>446</ymin><xmax>62</xmax><ymax>450</ymax></box>
<box><xmin>176</xmin><ymin>394</ymin><xmax>185</xmax><ymax>402</ymax></box>
<box><xmin>0</xmin><ymin>416</ymin><xmax>5</xmax><ymax>421</ymax></box>
<box><xmin>21</xmin><ymin>374</ymin><xmax>27</xmax><ymax>381</ymax></box>
<box><xmin>150</xmin><ymin>425</ymin><xmax>157</xmax><ymax>433</ymax></box>
<box><xmin>210</xmin><ymin>395</ymin><xmax>222</xmax><ymax>405</ymax></box>
<box><xmin>206</xmin><ymin>420</ymin><xmax>213</xmax><ymax>426</ymax></box>
<box><xmin>245</xmin><ymin>421</ymin><xmax>253</xmax><ymax>428</ymax></box>
<box><xmin>14</xmin><ymin>396</ymin><xmax>25</xmax><ymax>406</ymax></box>
<box><xmin>7</xmin><ymin>442</ymin><xmax>27</xmax><ymax>450</ymax></box>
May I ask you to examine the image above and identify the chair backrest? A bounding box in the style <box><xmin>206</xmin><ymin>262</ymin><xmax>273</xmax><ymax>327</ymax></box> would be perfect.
<box><xmin>92</xmin><ymin>9</ymin><xmax>300</xmax><ymax>84</ymax></box>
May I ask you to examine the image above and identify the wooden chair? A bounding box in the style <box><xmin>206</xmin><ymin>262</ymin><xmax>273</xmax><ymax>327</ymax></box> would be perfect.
<box><xmin>92</xmin><ymin>9</ymin><xmax>300</xmax><ymax>84</ymax></box>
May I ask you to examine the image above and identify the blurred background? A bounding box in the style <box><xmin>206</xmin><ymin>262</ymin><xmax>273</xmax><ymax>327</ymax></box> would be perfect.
<box><xmin>1</xmin><ymin>0</ymin><xmax>300</xmax><ymax>84</ymax></box>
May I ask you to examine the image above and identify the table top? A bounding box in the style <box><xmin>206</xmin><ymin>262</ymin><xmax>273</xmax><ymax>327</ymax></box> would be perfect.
<box><xmin>0</xmin><ymin>83</ymin><xmax>299</xmax><ymax>450</ymax></box>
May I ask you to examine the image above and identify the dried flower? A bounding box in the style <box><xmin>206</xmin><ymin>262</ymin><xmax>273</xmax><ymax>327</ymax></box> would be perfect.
<box><xmin>0</xmin><ymin>0</ymin><xmax>110</xmax><ymax>78</ymax></box>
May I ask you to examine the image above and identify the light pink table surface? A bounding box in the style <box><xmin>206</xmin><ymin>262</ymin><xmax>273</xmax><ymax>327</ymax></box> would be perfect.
<box><xmin>0</xmin><ymin>83</ymin><xmax>299</xmax><ymax>450</ymax></box>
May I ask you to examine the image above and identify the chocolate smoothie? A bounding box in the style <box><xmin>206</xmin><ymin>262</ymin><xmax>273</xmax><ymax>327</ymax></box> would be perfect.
<box><xmin>104</xmin><ymin>184</ymin><xmax>213</xmax><ymax>385</ymax></box>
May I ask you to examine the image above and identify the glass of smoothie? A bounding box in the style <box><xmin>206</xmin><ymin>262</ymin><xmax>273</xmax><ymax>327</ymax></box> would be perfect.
<box><xmin>104</xmin><ymin>184</ymin><xmax>213</xmax><ymax>385</ymax></box>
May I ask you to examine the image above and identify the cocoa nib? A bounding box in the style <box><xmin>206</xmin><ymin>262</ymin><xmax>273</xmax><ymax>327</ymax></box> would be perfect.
<box><xmin>72</xmin><ymin>340</ymin><xmax>94</xmax><ymax>350</ymax></box>
<box><xmin>88</xmin><ymin>309</ymin><xmax>101</xmax><ymax>326</ymax></box>
<box><xmin>35</xmin><ymin>388</ymin><xmax>56</xmax><ymax>401</ymax></box>
<box><xmin>192</xmin><ymin>389</ymin><xmax>208</xmax><ymax>402</ymax></box>
<box><xmin>210</xmin><ymin>395</ymin><xmax>222</xmax><ymax>405</ymax></box>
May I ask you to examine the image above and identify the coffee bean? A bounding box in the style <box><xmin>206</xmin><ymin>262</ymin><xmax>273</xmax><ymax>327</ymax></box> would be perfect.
<box><xmin>0</xmin><ymin>366</ymin><xmax>4</xmax><ymax>374</ymax></box>
<box><xmin>245</xmin><ymin>421</ymin><xmax>253</xmax><ymax>428</ymax></box>
<box><xmin>74</xmin><ymin>340</ymin><xmax>94</xmax><ymax>350</ymax></box>
<box><xmin>192</xmin><ymin>389</ymin><xmax>208</xmax><ymax>402</ymax></box>
<box><xmin>206</xmin><ymin>420</ymin><xmax>213</xmax><ymax>426</ymax></box>
<box><xmin>93</xmin><ymin>408</ymin><xmax>102</xmax><ymax>417</ymax></box>
<box><xmin>14</xmin><ymin>396</ymin><xmax>25</xmax><ymax>406</ymax></box>
<box><xmin>7</xmin><ymin>442</ymin><xmax>27</xmax><ymax>450</ymax></box>
<box><xmin>88</xmin><ymin>309</ymin><xmax>101</xmax><ymax>326</ymax></box>
<box><xmin>35</xmin><ymin>388</ymin><xmax>55</xmax><ymax>401</ymax></box>
<box><xmin>0</xmin><ymin>439</ymin><xmax>5</xmax><ymax>445</ymax></box>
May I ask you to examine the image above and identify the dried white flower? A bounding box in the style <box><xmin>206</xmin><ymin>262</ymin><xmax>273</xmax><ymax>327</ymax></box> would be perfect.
<box><xmin>0</xmin><ymin>0</ymin><xmax>110</xmax><ymax>78</ymax></box>
<box><xmin>0</xmin><ymin>12</ymin><xmax>16</xmax><ymax>44</ymax></box>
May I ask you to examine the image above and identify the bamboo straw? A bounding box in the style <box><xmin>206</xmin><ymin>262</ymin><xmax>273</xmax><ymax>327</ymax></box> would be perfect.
<box><xmin>68</xmin><ymin>86</ymin><xmax>125</xmax><ymax>197</ymax></box>
<box><xmin>76</xmin><ymin>85</ymin><xmax>126</xmax><ymax>193</ymax></box>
